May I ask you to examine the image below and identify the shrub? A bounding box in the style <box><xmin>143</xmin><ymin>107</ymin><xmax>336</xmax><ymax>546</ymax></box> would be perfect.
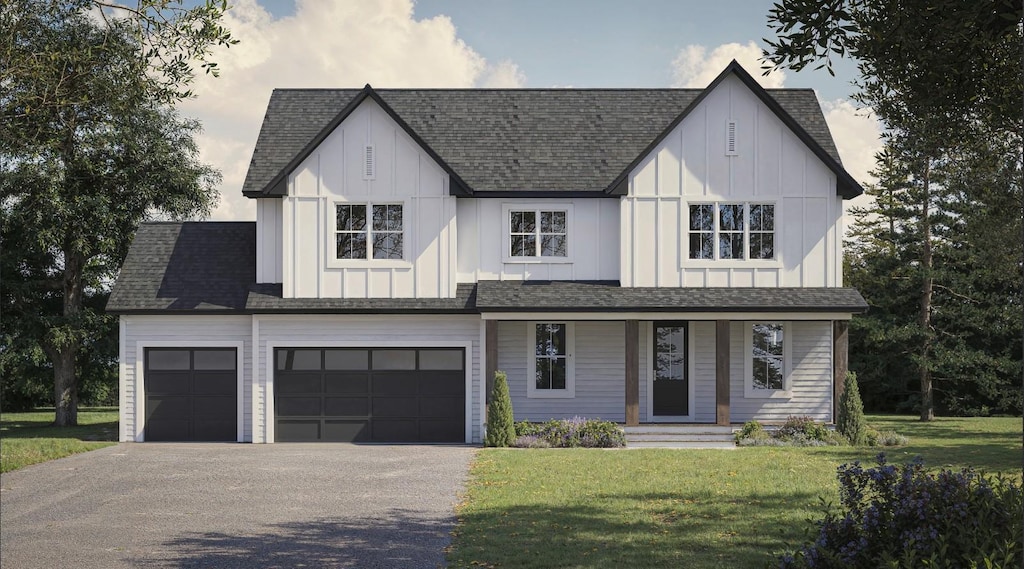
<box><xmin>512</xmin><ymin>434</ymin><xmax>551</xmax><ymax>448</ymax></box>
<box><xmin>484</xmin><ymin>371</ymin><xmax>515</xmax><ymax>447</ymax></box>
<box><xmin>735</xmin><ymin>420</ymin><xmax>767</xmax><ymax>443</ymax></box>
<box><xmin>778</xmin><ymin>454</ymin><xmax>1024</xmax><ymax>568</ymax></box>
<box><xmin>510</xmin><ymin>417</ymin><xmax>625</xmax><ymax>448</ymax></box>
<box><xmin>778</xmin><ymin>416</ymin><xmax>832</xmax><ymax>442</ymax></box>
<box><xmin>837</xmin><ymin>371</ymin><xmax>867</xmax><ymax>445</ymax></box>
<box><xmin>514</xmin><ymin>420</ymin><xmax>543</xmax><ymax>438</ymax></box>
<box><xmin>867</xmin><ymin>429</ymin><xmax>908</xmax><ymax>447</ymax></box>
<box><xmin>736</xmin><ymin>417</ymin><xmax>845</xmax><ymax>447</ymax></box>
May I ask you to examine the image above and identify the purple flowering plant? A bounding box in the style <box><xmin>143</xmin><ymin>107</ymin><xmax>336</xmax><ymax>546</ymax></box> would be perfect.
<box><xmin>778</xmin><ymin>454</ymin><xmax>1022</xmax><ymax>568</ymax></box>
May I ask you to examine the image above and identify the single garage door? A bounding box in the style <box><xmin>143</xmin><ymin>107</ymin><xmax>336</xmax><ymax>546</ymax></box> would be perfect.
<box><xmin>145</xmin><ymin>348</ymin><xmax>237</xmax><ymax>441</ymax></box>
<box><xmin>274</xmin><ymin>347</ymin><xmax>465</xmax><ymax>443</ymax></box>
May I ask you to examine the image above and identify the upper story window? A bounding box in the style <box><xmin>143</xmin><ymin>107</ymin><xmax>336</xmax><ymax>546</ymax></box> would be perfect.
<box><xmin>510</xmin><ymin>209</ymin><xmax>567</xmax><ymax>257</ymax></box>
<box><xmin>335</xmin><ymin>203</ymin><xmax>403</xmax><ymax>260</ymax></box>
<box><xmin>688</xmin><ymin>202</ymin><xmax>775</xmax><ymax>261</ymax></box>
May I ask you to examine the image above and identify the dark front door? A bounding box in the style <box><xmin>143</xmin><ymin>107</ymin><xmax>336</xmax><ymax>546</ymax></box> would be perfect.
<box><xmin>653</xmin><ymin>323</ymin><xmax>688</xmax><ymax>416</ymax></box>
<box><xmin>274</xmin><ymin>348</ymin><xmax>465</xmax><ymax>443</ymax></box>
<box><xmin>145</xmin><ymin>348</ymin><xmax>237</xmax><ymax>441</ymax></box>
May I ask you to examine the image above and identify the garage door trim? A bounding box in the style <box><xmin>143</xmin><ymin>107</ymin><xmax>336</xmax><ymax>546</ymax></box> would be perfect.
<box><xmin>134</xmin><ymin>340</ymin><xmax>245</xmax><ymax>442</ymax></box>
<box><xmin>265</xmin><ymin>340</ymin><xmax>473</xmax><ymax>444</ymax></box>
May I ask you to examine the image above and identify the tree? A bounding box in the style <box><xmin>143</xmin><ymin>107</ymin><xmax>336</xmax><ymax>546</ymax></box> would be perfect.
<box><xmin>1</xmin><ymin>1</ymin><xmax>233</xmax><ymax>425</ymax></box>
<box><xmin>764</xmin><ymin>0</ymin><xmax>1023</xmax><ymax>420</ymax></box>
<box><xmin>484</xmin><ymin>371</ymin><xmax>515</xmax><ymax>447</ymax></box>
<box><xmin>837</xmin><ymin>372</ymin><xmax>866</xmax><ymax>445</ymax></box>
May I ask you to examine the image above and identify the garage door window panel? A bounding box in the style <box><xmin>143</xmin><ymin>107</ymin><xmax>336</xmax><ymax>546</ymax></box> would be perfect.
<box><xmin>148</xmin><ymin>350</ymin><xmax>191</xmax><ymax>370</ymax></box>
<box><xmin>419</xmin><ymin>349</ymin><xmax>464</xmax><ymax>370</ymax></box>
<box><xmin>193</xmin><ymin>350</ymin><xmax>236</xmax><ymax>370</ymax></box>
<box><xmin>372</xmin><ymin>350</ymin><xmax>416</xmax><ymax>370</ymax></box>
<box><xmin>325</xmin><ymin>349</ymin><xmax>369</xmax><ymax>370</ymax></box>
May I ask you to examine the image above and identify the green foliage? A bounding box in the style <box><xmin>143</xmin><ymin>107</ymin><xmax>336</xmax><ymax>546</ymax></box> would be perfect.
<box><xmin>737</xmin><ymin>417</ymin><xmax>849</xmax><ymax>447</ymax></box>
<box><xmin>484</xmin><ymin>371</ymin><xmax>515</xmax><ymax>447</ymax></box>
<box><xmin>735</xmin><ymin>420</ymin><xmax>766</xmax><ymax>443</ymax></box>
<box><xmin>512</xmin><ymin>417</ymin><xmax>626</xmax><ymax>448</ymax></box>
<box><xmin>779</xmin><ymin>455</ymin><xmax>1023</xmax><ymax>568</ymax></box>
<box><xmin>1</xmin><ymin>1</ymin><xmax>231</xmax><ymax>424</ymax></box>
<box><xmin>837</xmin><ymin>372</ymin><xmax>867</xmax><ymax>445</ymax></box>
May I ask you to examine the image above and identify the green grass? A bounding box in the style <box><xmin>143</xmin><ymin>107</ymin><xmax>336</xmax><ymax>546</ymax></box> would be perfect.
<box><xmin>0</xmin><ymin>407</ymin><xmax>119</xmax><ymax>473</ymax></box>
<box><xmin>448</xmin><ymin>415</ymin><xmax>1022</xmax><ymax>569</ymax></box>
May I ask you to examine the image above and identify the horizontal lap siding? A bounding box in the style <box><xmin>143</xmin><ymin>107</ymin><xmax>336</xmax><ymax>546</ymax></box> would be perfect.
<box><xmin>500</xmin><ymin>321</ymin><xmax>626</xmax><ymax>422</ymax></box>
<box><xmin>691</xmin><ymin>321</ymin><xmax>717</xmax><ymax>423</ymax></box>
<box><xmin>729</xmin><ymin>320</ymin><xmax>833</xmax><ymax>422</ymax></box>
<box><xmin>256</xmin><ymin>315</ymin><xmax>481</xmax><ymax>443</ymax></box>
<box><xmin>121</xmin><ymin>316</ymin><xmax>253</xmax><ymax>442</ymax></box>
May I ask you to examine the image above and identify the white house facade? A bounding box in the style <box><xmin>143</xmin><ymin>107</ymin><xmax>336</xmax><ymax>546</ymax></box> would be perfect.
<box><xmin>108</xmin><ymin>61</ymin><xmax>866</xmax><ymax>444</ymax></box>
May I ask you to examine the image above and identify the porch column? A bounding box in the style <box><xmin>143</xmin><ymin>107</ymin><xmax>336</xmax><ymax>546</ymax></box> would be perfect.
<box><xmin>833</xmin><ymin>320</ymin><xmax>849</xmax><ymax>422</ymax></box>
<box><xmin>715</xmin><ymin>320</ymin><xmax>730</xmax><ymax>426</ymax></box>
<box><xmin>485</xmin><ymin>320</ymin><xmax>498</xmax><ymax>404</ymax></box>
<box><xmin>625</xmin><ymin>320</ymin><xmax>639</xmax><ymax>426</ymax></box>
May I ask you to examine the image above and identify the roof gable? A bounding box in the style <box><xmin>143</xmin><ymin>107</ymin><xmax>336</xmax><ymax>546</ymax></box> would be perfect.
<box><xmin>242</xmin><ymin>65</ymin><xmax>861</xmax><ymax>199</ymax></box>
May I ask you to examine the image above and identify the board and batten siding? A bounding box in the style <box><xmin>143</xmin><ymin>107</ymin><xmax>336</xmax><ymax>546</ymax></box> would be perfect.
<box><xmin>729</xmin><ymin>320</ymin><xmax>833</xmax><ymax>422</ymax></box>
<box><xmin>456</xmin><ymin>198</ymin><xmax>620</xmax><ymax>282</ymax></box>
<box><xmin>253</xmin><ymin>315</ymin><xmax>482</xmax><ymax>443</ymax></box>
<box><xmin>256</xmin><ymin>198</ymin><xmax>283</xmax><ymax>284</ymax></box>
<box><xmin>119</xmin><ymin>315</ymin><xmax>253</xmax><ymax>442</ymax></box>
<box><xmin>278</xmin><ymin>98</ymin><xmax>458</xmax><ymax>299</ymax></box>
<box><xmin>498</xmin><ymin>321</ymin><xmax>628</xmax><ymax>422</ymax></box>
<box><xmin>621</xmin><ymin>74</ymin><xmax>844</xmax><ymax>288</ymax></box>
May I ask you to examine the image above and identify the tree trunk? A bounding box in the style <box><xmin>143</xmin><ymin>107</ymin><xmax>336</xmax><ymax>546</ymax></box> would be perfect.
<box><xmin>919</xmin><ymin>161</ymin><xmax>934</xmax><ymax>421</ymax></box>
<box><xmin>52</xmin><ymin>248</ymin><xmax>85</xmax><ymax>427</ymax></box>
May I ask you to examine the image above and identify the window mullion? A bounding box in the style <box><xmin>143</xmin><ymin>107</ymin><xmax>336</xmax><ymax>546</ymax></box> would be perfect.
<box><xmin>743</xmin><ymin>203</ymin><xmax>749</xmax><ymax>261</ymax></box>
<box><xmin>713</xmin><ymin>204</ymin><xmax>720</xmax><ymax>260</ymax></box>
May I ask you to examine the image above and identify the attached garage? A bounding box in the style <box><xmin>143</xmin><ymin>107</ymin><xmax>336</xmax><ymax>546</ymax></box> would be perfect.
<box><xmin>144</xmin><ymin>348</ymin><xmax>238</xmax><ymax>441</ymax></box>
<box><xmin>273</xmin><ymin>347</ymin><xmax>466</xmax><ymax>443</ymax></box>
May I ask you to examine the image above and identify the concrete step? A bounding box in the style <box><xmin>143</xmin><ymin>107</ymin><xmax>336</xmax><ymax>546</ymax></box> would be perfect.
<box><xmin>625</xmin><ymin>441</ymin><xmax>737</xmax><ymax>449</ymax></box>
<box><xmin>623</xmin><ymin>425</ymin><xmax>736</xmax><ymax>435</ymax></box>
<box><xmin>626</xmin><ymin>433</ymin><xmax>736</xmax><ymax>443</ymax></box>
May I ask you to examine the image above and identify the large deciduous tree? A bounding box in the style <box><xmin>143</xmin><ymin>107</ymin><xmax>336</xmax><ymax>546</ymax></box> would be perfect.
<box><xmin>764</xmin><ymin>0</ymin><xmax>1023</xmax><ymax>420</ymax></box>
<box><xmin>1</xmin><ymin>1</ymin><xmax>234</xmax><ymax>425</ymax></box>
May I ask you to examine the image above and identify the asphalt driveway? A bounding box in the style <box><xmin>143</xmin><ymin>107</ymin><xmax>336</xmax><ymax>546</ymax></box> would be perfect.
<box><xmin>0</xmin><ymin>443</ymin><xmax>476</xmax><ymax>568</ymax></box>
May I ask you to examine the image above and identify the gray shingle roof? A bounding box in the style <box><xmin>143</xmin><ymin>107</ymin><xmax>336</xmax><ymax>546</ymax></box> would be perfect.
<box><xmin>474</xmin><ymin>280</ymin><xmax>868</xmax><ymax>313</ymax></box>
<box><xmin>106</xmin><ymin>222</ymin><xmax>476</xmax><ymax>314</ymax></box>
<box><xmin>242</xmin><ymin>87</ymin><xmax>843</xmax><ymax>196</ymax></box>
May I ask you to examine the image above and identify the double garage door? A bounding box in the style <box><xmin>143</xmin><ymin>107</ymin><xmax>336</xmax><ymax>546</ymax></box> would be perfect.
<box><xmin>274</xmin><ymin>347</ymin><xmax>466</xmax><ymax>443</ymax></box>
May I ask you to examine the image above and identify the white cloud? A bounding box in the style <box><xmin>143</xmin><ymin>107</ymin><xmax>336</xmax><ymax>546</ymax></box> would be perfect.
<box><xmin>670</xmin><ymin>41</ymin><xmax>785</xmax><ymax>88</ymax></box>
<box><xmin>821</xmin><ymin>98</ymin><xmax>883</xmax><ymax>219</ymax></box>
<box><xmin>180</xmin><ymin>0</ymin><xmax>521</xmax><ymax>220</ymax></box>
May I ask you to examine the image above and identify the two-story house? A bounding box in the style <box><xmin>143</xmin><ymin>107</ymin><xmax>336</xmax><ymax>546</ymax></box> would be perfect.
<box><xmin>108</xmin><ymin>61</ymin><xmax>867</xmax><ymax>444</ymax></box>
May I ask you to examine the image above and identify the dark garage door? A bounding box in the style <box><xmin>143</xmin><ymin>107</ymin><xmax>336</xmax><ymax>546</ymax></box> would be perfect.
<box><xmin>274</xmin><ymin>348</ymin><xmax>465</xmax><ymax>443</ymax></box>
<box><xmin>145</xmin><ymin>348</ymin><xmax>237</xmax><ymax>442</ymax></box>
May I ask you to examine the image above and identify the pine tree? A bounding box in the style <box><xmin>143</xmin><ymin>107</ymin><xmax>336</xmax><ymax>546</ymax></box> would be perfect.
<box><xmin>837</xmin><ymin>372</ymin><xmax>867</xmax><ymax>445</ymax></box>
<box><xmin>484</xmin><ymin>371</ymin><xmax>515</xmax><ymax>447</ymax></box>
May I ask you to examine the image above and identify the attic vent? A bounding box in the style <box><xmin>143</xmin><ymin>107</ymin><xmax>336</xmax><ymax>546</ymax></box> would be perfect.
<box><xmin>725</xmin><ymin>120</ymin><xmax>738</xmax><ymax>156</ymax></box>
<box><xmin>362</xmin><ymin>144</ymin><xmax>376</xmax><ymax>180</ymax></box>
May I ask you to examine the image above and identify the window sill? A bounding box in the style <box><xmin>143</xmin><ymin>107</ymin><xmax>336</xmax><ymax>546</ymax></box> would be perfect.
<box><xmin>325</xmin><ymin>259</ymin><xmax>413</xmax><ymax>270</ymax></box>
<box><xmin>503</xmin><ymin>256</ymin><xmax>574</xmax><ymax>265</ymax></box>
<box><xmin>526</xmin><ymin>389</ymin><xmax>576</xmax><ymax>399</ymax></box>
<box><xmin>682</xmin><ymin>260</ymin><xmax>783</xmax><ymax>270</ymax></box>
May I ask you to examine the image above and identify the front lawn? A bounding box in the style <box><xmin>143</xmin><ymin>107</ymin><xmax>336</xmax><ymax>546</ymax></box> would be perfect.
<box><xmin>448</xmin><ymin>415</ymin><xmax>1022</xmax><ymax>568</ymax></box>
<box><xmin>0</xmin><ymin>407</ymin><xmax>119</xmax><ymax>473</ymax></box>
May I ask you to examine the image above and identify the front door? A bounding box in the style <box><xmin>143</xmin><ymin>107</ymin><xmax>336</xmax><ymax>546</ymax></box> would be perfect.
<box><xmin>653</xmin><ymin>322</ymin><xmax>688</xmax><ymax>416</ymax></box>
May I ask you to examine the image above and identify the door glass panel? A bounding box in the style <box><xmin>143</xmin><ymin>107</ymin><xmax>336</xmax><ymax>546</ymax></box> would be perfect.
<box><xmin>371</xmin><ymin>350</ymin><xmax>416</xmax><ymax>370</ymax></box>
<box><xmin>418</xmin><ymin>350</ymin><xmax>464</xmax><ymax>370</ymax></box>
<box><xmin>325</xmin><ymin>349</ymin><xmax>369</xmax><ymax>370</ymax></box>
<box><xmin>655</xmin><ymin>326</ymin><xmax>685</xmax><ymax>381</ymax></box>
<box><xmin>277</xmin><ymin>349</ymin><xmax>322</xmax><ymax>370</ymax></box>
<box><xmin>148</xmin><ymin>350</ymin><xmax>191</xmax><ymax>370</ymax></box>
<box><xmin>193</xmin><ymin>350</ymin><xmax>236</xmax><ymax>370</ymax></box>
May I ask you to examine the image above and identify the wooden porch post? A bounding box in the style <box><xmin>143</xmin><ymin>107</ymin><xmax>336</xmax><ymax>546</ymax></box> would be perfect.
<box><xmin>625</xmin><ymin>320</ymin><xmax>639</xmax><ymax>426</ymax></box>
<box><xmin>485</xmin><ymin>320</ymin><xmax>498</xmax><ymax>404</ymax></box>
<box><xmin>833</xmin><ymin>320</ymin><xmax>849</xmax><ymax>423</ymax></box>
<box><xmin>715</xmin><ymin>320</ymin><xmax>730</xmax><ymax>426</ymax></box>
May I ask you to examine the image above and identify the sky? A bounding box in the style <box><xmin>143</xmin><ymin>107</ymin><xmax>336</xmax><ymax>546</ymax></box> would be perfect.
<box><xmin>178</xmin><ymin>0</ymin><xmax>881</xmax><ymax>221</ymax></box>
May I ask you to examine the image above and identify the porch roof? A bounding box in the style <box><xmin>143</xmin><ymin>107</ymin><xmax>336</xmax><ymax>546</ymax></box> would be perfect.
<box><xmin>473</xmin><ymin>280</ymin><xmax>868</xmax><ymax>314</ymax></box>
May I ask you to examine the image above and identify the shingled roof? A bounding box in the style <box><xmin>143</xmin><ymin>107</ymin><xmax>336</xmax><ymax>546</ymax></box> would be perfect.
<box><xmin>242</xmin><ymin>61</ymin><xmax>860</xmax><ymax>199</ymax></box>
<box><xmin>107</xmin><ymin>223</ymin><xmax>866</xmax><ymax>315</ymax></box>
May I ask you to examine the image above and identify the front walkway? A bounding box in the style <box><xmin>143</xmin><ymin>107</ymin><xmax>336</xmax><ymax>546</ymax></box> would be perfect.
<box><xmin>0</xmin><ymin>443</ymin><xmax>475</xmax><ymax>569</ymax></box>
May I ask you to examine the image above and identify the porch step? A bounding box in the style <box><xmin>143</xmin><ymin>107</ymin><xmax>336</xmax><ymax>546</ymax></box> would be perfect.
<box><xmin>622</xmin><ymin>424</ymin><xmax>737</xmax><ymax>449</ymax></box>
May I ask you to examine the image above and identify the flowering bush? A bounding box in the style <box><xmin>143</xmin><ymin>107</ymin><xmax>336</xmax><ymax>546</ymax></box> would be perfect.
<box><xmin>512</xmin><ymin>417</ymin><xmax>625</xmax><ymax>448</ymax></box>
<box><xmin>512</xmin><ymin>434</ymin><xmax>551</xmax><ymax>448</ymax></box>
<box><xmin>735</xmin><ymin>418</ymin><xmax>846</xmax><ymax>447</ymax></box>
<box><xmin>778</xmin><ymin>454</ymin><xmax>1023</xmax><ymax>568</ymax></box>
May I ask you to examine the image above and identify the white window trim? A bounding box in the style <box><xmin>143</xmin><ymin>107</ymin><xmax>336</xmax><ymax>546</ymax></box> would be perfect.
<box><xmin>743</xmin><ymin>321</ymin><xmax>793</xmax><ymax>399</ymax></box>
<box><xmin>683</xmin><ymin>201</ymin><xmax>781</xmax><ymax>267</ymax></box>
<box><xmin>502</xmin><ymin>203</ymin><xmax>574</xmax><ymax>264</ymax></box>
<box><xmin>526</xmin><ymin>322</ymin><xmax>575</xmax><ymax>399</ymax></box>
<box><xmin>325</xmin><ymin>198</ymin><xmax>412</xmax><ymax>269</ymax></box>
<box><xmin>645</xmin><ymin>321</ymin><xmax>697</xmax><ymax>423</ymax></box>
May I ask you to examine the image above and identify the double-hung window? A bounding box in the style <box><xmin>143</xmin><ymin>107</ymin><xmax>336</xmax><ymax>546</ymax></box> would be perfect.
<box><xmin>335</xmin><ymin>203</ymin><xmax>403</xmax><ymax>260</ymax></box>
<box><xmin>527</xmin><ymin>322</ymin><xmax>575</xmax><ymax>398</ymax></box>
<box><xmin>507</xmin><ymin>206</ymin><xmax>570</xmax><ymax>259</ymax></box>
<box><xmin>687</xmin><ymin>202</ymin><xmax>775</xmax><ymax>260</ymax></box>
<box><xmin>745</xmin><ymin>322</ymin><xmax>791</xmax><ymax>398</ymax></box>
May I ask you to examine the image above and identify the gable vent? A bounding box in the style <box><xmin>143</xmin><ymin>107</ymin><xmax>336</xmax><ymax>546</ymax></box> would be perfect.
<box><xmin>725</xmin><ymin>120</ymin><xmax>738</xmax><ymax>156</ymax></box>
<box><xmin>362</xmin><ymin>144</ymin><xmax>376</xmax><ymax>180</ymax></box>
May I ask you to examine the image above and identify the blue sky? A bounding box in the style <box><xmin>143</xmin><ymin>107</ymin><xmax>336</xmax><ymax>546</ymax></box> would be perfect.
<box><xmin>178</xmin><ymin>0</ymin><xmax>878</xmax><ymax>221</ymax></box>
